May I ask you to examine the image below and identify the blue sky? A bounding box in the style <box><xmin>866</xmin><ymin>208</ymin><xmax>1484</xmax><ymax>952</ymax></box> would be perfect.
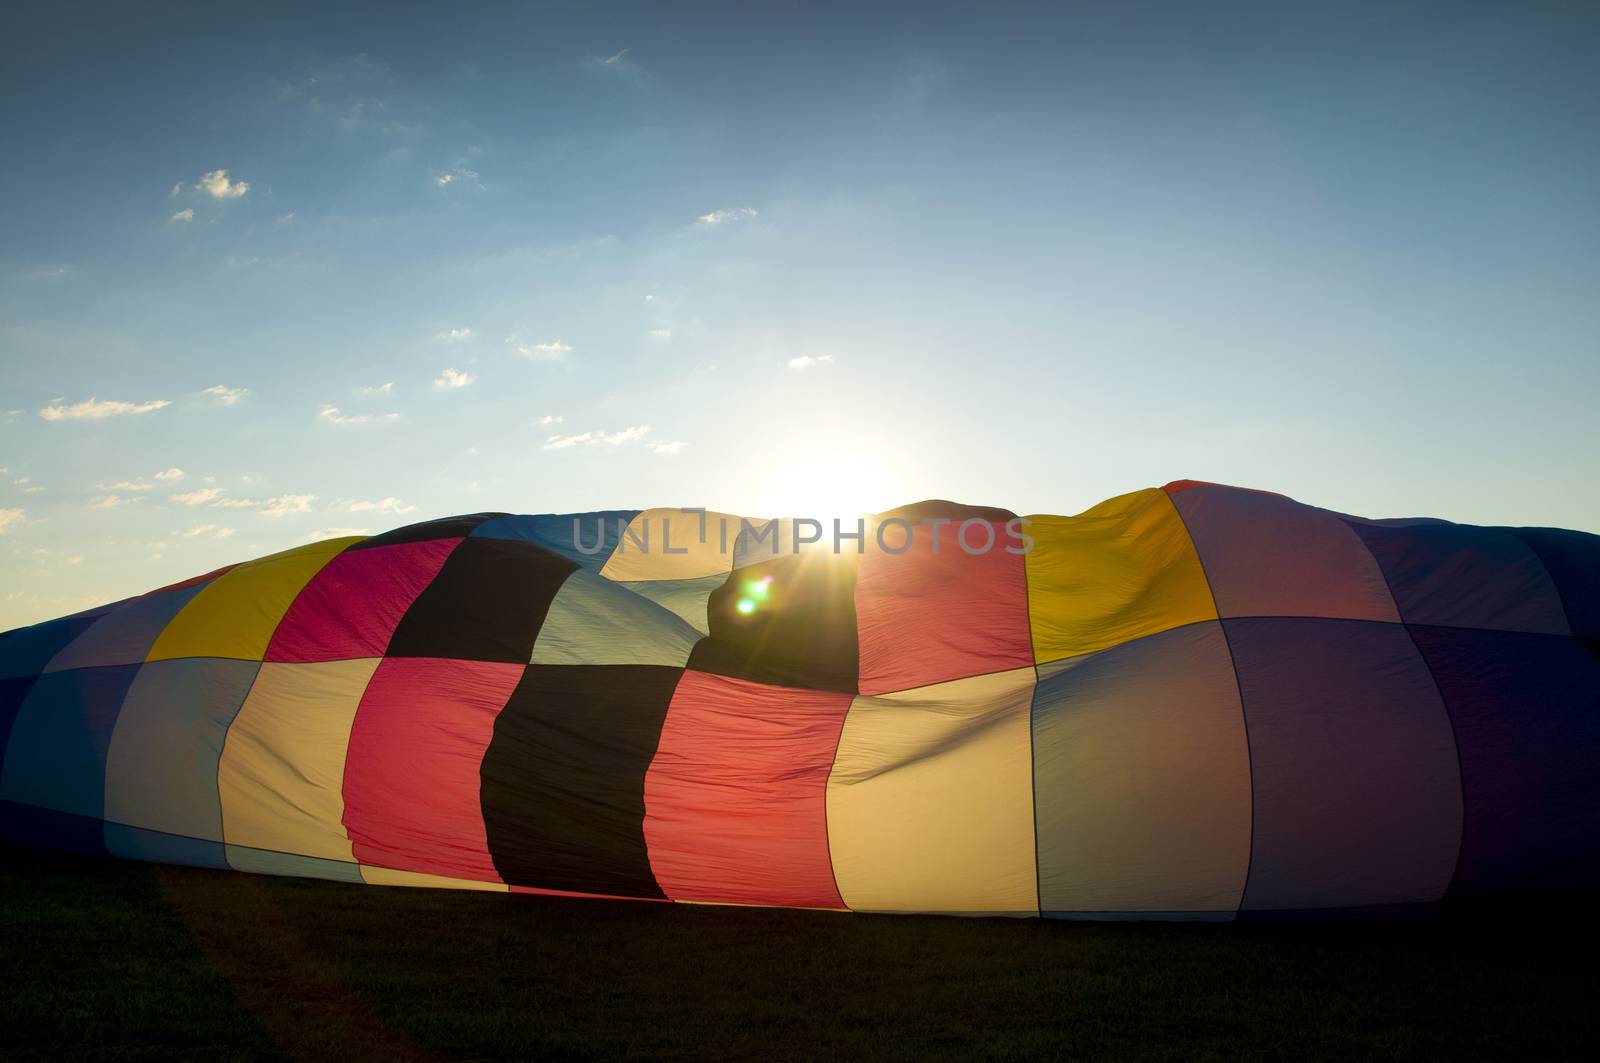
<box><xmin>2</xmin><ymin>1</ymin><xmax>1598</xmax><ymax>628</ymax></box>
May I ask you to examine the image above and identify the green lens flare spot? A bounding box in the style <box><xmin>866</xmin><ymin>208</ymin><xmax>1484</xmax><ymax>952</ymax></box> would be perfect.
<box><xmin>745</xmin><ymin>577</ymin><xmax>771</xmax><ymax>601</ymax></box>
<box><xmin>735</xmin><ymin>598</ymin><xmax>756</xmax><ymax>615</ymax></box>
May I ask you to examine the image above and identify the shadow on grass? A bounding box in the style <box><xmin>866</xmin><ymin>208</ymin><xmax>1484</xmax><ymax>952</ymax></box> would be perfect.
<box><xmin>2</xmin><ymin>848</ymin><xmax>1595</xmax><ymax>1061</ymax></box>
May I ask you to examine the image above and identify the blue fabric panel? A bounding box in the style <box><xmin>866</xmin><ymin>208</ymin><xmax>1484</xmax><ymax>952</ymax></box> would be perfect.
<box><xmin>0</xmin><ymin>664</ymin><xmax>141</xmax><ymax>819</ymax></box>
<box><xmin>0</xmin><ymin>674</ymin><xmax>41</xmax><ymax>776</ymax></box>
<box><xmin>1508</xmin><ymin>527</ymin><xmax>1600</xmax><ymax>640</ymax></box>
<box><xmin>471</xmin><ymin>510</ymin><xmax>641</xmax><ymax>571</ymax></box>
<box><xmin>1408</xmin><ymin>626</ymin><xmax>1600</xmax><ymax>895</ymax></box>
<box><xmin>103</xmin><ymin>658</ymin><xmax>261</xmax><ymax>843</ymax></box>
<box><xmin>105</xmin><ymin>823</ymin><xmax>228</xmax><ymax>869</ymax></box>
<box><xmin>44</xmin><ymin>581</ymin><xmax>211</xmax><ymax>672</ymax></box>
<box><xmin>1345</xmin><ymin>520</ymin><xmax>1569</xmax><ymax>634</ymax></box>
<box><xmin>0</xmin><ymin>602</ymin><xmax>123</xmax><ymax>679</ymax></box>
<box><xmin>0</xmin><ymin>799</ymin><xmax>106</xmax><ymax>855</ymax></box>
<box><xmin>1226</xmin><ymin>617</ymin><xmax>1462</xmax><ymax>911</ymax></box>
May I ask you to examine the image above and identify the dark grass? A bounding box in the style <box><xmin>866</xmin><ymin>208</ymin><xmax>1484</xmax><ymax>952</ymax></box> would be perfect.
<box><xmin>2</xmin><ymin>849</ymin><xmax>1597</xmax><ymax>1061</ymax></box>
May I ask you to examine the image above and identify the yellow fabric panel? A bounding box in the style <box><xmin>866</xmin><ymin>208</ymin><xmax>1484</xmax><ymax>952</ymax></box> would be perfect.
<box><xmin>217</xmin><ymin>658</ymin><xmax>379</xmax><ymax>863</ymax></box>
<box><xmin>359</xmin><ymin>865</ymin><xmax>509</xmax><ymax>892</ymax></box>
<box><xmin>1025</xmin><ymin>488</ymin><xmax>1216</xmax><ymax>665</ymax></box>
<box><xmin>147</xmin><ymin>537</ymin><xmax>363</xmax><ymax>661</ymax></box>
<box><xmin>599</xmin><ymin>508</ymin><xmax>739</xmax><ymax>582</ymax></box>
<box><xmin>826</xmin><ymin>667</ymin><xmax>1039</xmax><ymax>915</ymax></box>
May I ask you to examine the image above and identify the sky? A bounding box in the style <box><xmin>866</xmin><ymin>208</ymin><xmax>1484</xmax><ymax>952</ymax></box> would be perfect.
<box><xmin>2</xmin><ymin>1</ymin><xmax>1598</xmax><ymax>629</ymax></box>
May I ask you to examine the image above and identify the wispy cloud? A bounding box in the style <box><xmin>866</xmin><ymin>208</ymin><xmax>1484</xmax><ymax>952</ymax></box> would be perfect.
<box><xmin>171</xmin><ymin>487</ymin><xmax>225</xmax><ymax>505</ymax></box>
<box><xmin>357</xmin><ymin>382</ymin><xmax>395</xmax><ymax>396</ymax></box>
<box><xmin>154</xmin><ymin>468</ymin><xmax>184</xmax><ymax>481</ymax></box>
<box><xmin>602</xmin><ymin>48</ymin><xmax>630</xmax><ymax>65</ymax></box>
<box><xmin>786</xmin><ymin>354</ymin><xmax>836</xmax><ymax>371</ymax></box>
<box><xmin>99</xmin><ymin>481</ymin><xmax>153</xmax><ymax>492</ymax></box>
<box><xmin>196</xmin><ymin>169</ymin><xmax>249</xmax><ymax>199</ymax></box>
<box><xmin>274</xmin><ymin>211</ymin><xmax>296</xmax><ymax>225</ymax></box>
<box><xmin>511</xmin><ymin>337</ymin><xmax>571</xmax><ymax>360</ymax></box>
<box><xmin>648</xmin><ymin>327</ymin><xmax>673</xmax><ymax>339</ymax></box>
<box><xmin>697</xmin><ymin>207</ymin><xmax>758</xmax><ymax>225</ymax></box>
<box><xmin>543</xmin><ymin>424</ymin><xmax>652</xmax><ymax>450</ymax></box>
<box><xmin>89</xmin><ymin>494</ymin><xmax>144</xmax><ymax>509</ymax></box>
<box><xmin>433</xmin><ymin>367</ymin><xmax>476</xmax><ymax>390</ymax></box>
<box><xmin>169</xmin><ymin>181</ymin><xmax>183</xmax><ymax>198</ymax></box>
<box><xmin>336</xmin><ymin>497</ymin><xmax>415</xmax><ymax>514</ymax></box>
<box><xmin>539</xmin><ymin>414</ymin><xmax>563</xmax><ymax>426</ymax></box>
<box><xmin>306</xmin><ymin>527</ymin><xmax>371</xmax><ymax>541</ymax></box>
<box><xmin>169</xmin><ymin>208</ymin><xmax>194</xmax><ymax>223</ymax></box>
<box><xmin>40</xmin><ymin>397</ymin><xmax>171</xmax><ymax>421</ymax></box>
<box><xmin>13</xmin><ymin>477</ymin><xmax>44</xmax><ymax>494</ymax></box>
<box><xmin>211</xmin><ymin>494</ymin><xmax>315</xmax><ymax>516</ymax></box>
<box><xmin>0</xmin><ymin>509</ymin><xmax>24</xmax><ymax>534</ymax></box>
<box><xmin>180</xmin><ymin>523</ymin><xmax>234</xmax><ymax>539</ymax></box>
<box><xmin>435</xmin><ymin>327</ymin><xmax>472</xmax><ymax>341</ymax></box>
<box><xmin>434</xmin><ymin>164</ymin><xmax>482</xmax><ymax>190</ymax></box>
<box><xmin>319</xmin><ymin>404</ymin><xmax>399</xmax><ymax>425</ymax></box>
<box><xmin>650</xmin><ymin>440</ymin><xmax>688</xmax><ymax>454</ymax></box>
<box><xmin>62</xmin><ymin>555</ymin><xmax>84</xmax><ymax>566</ymax></box>
<box><xmin>201</xmin><ymin>384</ymin><xmax>248</xmax><ymax>406</ymax></box>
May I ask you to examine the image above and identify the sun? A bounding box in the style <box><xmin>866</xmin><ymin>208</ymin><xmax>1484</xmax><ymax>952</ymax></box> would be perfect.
<box><xmin>753</xmin><ymin>447</ymin><xmax>900</xmax><ymax>519</ymax></box>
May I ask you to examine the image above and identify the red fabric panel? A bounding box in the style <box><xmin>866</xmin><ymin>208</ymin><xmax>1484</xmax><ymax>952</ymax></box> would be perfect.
<box><xmin>266</xmin><ymin>539</ymin><xmax>460</xmax><ymax>662</ymax></box>
<box><xmin>342</xmin><ymin>657</ymin><xmax>523</xmax><ymax>882</ymax></box>
<box><xmin>854</xmin><ymin>519</ymin><xmax>1031</xmax><ymax>695</ymax></box>
<box><xmin>643</xmin><ymin>670</ymin><xmax>850</xmax><ymax>909</ymax></box>
<box><xmin>509</xmin><ymin>885</ymin><xmax>669</xmax><ymax>902</ymax></box>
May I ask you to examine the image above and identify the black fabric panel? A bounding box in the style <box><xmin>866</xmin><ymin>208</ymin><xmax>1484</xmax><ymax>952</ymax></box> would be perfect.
<box><xmin>480</xmin><ymin>664</ymin><xmax>680</xmax><ymax>897</ymax></box>
<box><xmin>385</xmin><ymin>538</ymin><xmax>576</xmax><ymax>663</ymax></box>
<box><xmin>687</xmin><ymin>552</ymin><xmax>859</xmax><ymax>693</ymax></box>
<box><xmin>1508</xmin><ymin>526</ymin><xmax>1600</xmax><ymax>639</ymax></box>
<box><xmin>348</xmin><ymin>511</ymin><xmax>510</xmax><ymax>551</ymax></box>
<box><xmin>1408</xmin><ymin>626</ymin><xmax>1600</xmax><ymax>897</ymax></box>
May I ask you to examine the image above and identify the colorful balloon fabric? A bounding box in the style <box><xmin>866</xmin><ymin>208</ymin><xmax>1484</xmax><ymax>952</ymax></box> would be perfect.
<box><xmin>2</xmin><ymin>482</ymin><xmax>1597</xmax><ymax>918</ymax></box>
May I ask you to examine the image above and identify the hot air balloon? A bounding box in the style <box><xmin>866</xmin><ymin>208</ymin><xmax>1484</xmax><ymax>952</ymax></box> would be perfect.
<box><xmin>2</xmin><ymin>482</ymin><xmax>1595</xmax><ymax>918</ymax></box>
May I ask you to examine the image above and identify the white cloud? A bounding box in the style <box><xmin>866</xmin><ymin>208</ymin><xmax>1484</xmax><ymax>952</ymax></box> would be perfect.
<box><xmin>169</xmin><ymin>181</ymin><xmax>183</xmax><ymax>198</ymax></box>
<box><xmin>211</xmin><ymin>494</ymin><xmax>315</xmax><ymax>516</ymax></box>
<box><xmin>89</xmin><ymin>494</ymin><xmax>143</xmax><ymax>509</ymax></box>
<box><xmin>786</xmin><ymin>354</ymin><xmax>836</xmax><ymax>371</ymax></box>
<box><xmin>179</xmin><ymin>523</ymin><xmax>234</xmax><ymax>539</ymax></box>
<box><xmin>62</xmin><ymin>555</ymin><xmax>84</xmax><ymax>567</ymax></box>
<box><xmin>357</xmin><ymin>382</ymin><xmax>395</xmax><ymax>396</ymax></box>
<box><xmin>650</xmin><ymin>440</ymin><xmax>688</xmax><ymax>454</ymax></box>
<box><xmin>602</xmin><ymin>48</ymin><xmax>630</xmax><ymax>65</ymax></box>
<box><xmin>539</xmin><ymin>414</ymin><xmax>563</xmax><ymax>426</ymax></box>
<box><xmin>433</xmin><ymin>367</ymin><xmax>476</xmax><ymax>390</ymax></box>
<box><xmin>169</xmin><ymin>208</ymin><xmax>194</xmax><ymax>223</ymax></box>
<box><xmin>543</xmin><ymin>424</ymin><xmax>652</xmax><ymax>450</ymax></box>
<box><xmin>99</xmin><ymin>481</ymin><xmax>153</xmax><ymax>492</ymax></box>
<box><xmin>697</xmin><ymin>207</ymin><xmax>757</xmax><ymax>225</ymax></box>
<box><xmin>40</xmin><ymin>396</ymin><xmax>171</xmax><ymax>421</ymax></box>
<box><xmin>196</xmin><ymin>169</ymin><xmax>249</xmax><ymax>199</ymax></box>
<box><xmin>171</xmin><ymin>487</ymin><xmax>225</xmax><ymax>505</ymax></box>
<box><xmin>435</xmin><ymin>327</ymin><xmax>472</xmax><ymax>341</ymax></box>
<box><xmin>201</xmin><ymin>384</ymin><xmax>248</xmax><ymax>406</ymax></box>
<box><xmin>512</xmin><ymin>338</ymin><xmax>571</xmax><ymax>360</ymax></box>
<box><xmin>337</xmin><ymin>497</ymin><xmax>416</xmax><ymax>514</ymax></box>
<box><xmin>154</xmin><ymin>468</ymin><xmax>184</xmax><ymax>481</ymax></box>
<box><xmin>0</xmin><ymin>509</ymin><xmax>23</xmax><ymax>533</ymax></box>
<box><xmin>434</xmin><ymin>165</ymin><xmax>482</xmax><ymax>190</ymax></box>
<box><xmin>14</xmin><ymin>477</ymin><xmax>44</xmax><ymax>494</ymax></box>
<box><xmin>275</xmin><ymin>211</ymin><xmax>296</xmax><ymax>225</ymax></box>
<box><xmin>307</xmin><ymin>527</ymin><xmax>371</xmax><ymax>541</ymax></box>
<box><xmin>648</xmin><ymin>328</ymin><xmax>673</xmax><ymax>339</ymax></box>
<box><xmin>319</xmin><ymin>404</ymin><xmax>399</xmax><ymax>425</ymax></box>
<box><xmin>643</xmin><ymin>293</ymin><xmax>656</xmax><ymax>303</ymax></box>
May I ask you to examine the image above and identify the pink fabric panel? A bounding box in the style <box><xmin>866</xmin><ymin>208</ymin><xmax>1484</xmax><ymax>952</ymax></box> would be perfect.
<box><xmin>643</xmin><ymin>670</ymin><xmax>851</xmax><ymax>909</ymax></box>
<box><xmin>342</xmin><ymin>656</ymin><xmax>523</xmax><ymax>882</ymax></box>
<box><xmin>266</xmin><ymin>538</ymin><xmax>461</xmax><ymax>662</ymax></box>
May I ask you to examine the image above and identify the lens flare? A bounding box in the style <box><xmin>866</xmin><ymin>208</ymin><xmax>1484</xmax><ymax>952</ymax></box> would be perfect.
<box><xmin>735</xmin><ymin>598</ymin><xmax>756</xmax><ymax>615</ymax></box>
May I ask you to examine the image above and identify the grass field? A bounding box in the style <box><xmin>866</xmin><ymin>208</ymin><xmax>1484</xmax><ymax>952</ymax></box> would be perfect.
<box><xmin>2</xmin><ymin>849</ymin><xmax>1596</xmax><ymax>1061</ymax></box>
